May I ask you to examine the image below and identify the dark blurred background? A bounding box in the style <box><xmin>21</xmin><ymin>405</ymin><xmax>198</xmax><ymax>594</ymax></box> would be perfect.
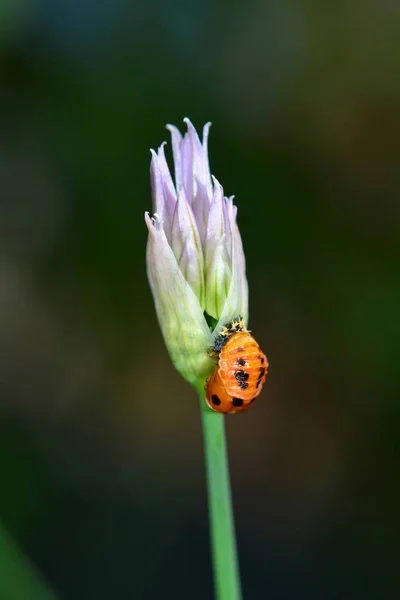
<box><xmin>0</xmin><ymin>0</ymin><xmax>399</xmax><ymax>598</ymax></box>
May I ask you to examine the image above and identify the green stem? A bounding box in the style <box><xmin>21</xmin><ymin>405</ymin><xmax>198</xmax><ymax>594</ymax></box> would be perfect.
<box><xmin>199</xmin><ymin>392</ymin><xmax>242</xmax><ymax>600</ymax></box>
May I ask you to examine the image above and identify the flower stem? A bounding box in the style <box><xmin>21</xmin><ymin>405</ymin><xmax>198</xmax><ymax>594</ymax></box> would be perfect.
<box><xmin>199</xmin><ymin>392</ymin><xmax>242</xmax><ymax>600</ymax></box>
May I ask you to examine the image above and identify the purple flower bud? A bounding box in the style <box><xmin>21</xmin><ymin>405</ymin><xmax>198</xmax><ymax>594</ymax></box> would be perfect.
<box><xmin>145</xmin><ymin>119</ymin><xmax>248</xmax><ymax>387</ymax></box>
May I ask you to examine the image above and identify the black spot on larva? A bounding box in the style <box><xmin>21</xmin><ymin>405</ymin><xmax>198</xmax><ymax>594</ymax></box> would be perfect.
<box><xmin>235</xmin><ymin>370</ymin><xmax>249</xmax><ymax>382</ymax></box>
<box><xmin>260</xmin><ymin>356</ymin><xmax>265</xmax><ymax>364</ymax></box>
<box><xmin>256</xmin><ymin>378</ymin><xmax>262</xmax><ymax>388</ymax></box>
<box><xmin>211</xmin><ymin>395</ymin><xmax>221</xmax><ymax>406</ymax></box>
<box><xmin>236</xmin><ymin>346</ymin><xmax>245</xmax><ymax>353</ymax></box>
<box><xmin>237</xmin><ymin>358</ymin><xmax>246</xmax><ymax>367</ymax></box>
<box><xmin>232</xmin><ymin>398</ymin><xmax>244</xmax><ymax>407</ymax></box>
<box><xmin>235</xmin><ymin>371</ymin><xmax>249</xmax><ymax>389</ymax></box>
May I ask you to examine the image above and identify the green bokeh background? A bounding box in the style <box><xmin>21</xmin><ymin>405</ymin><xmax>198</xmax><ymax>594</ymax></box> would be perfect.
<box><xmin>1</xmin><ymin>1</ymin><xmax>399</xmax><ymax>598</ymax></box>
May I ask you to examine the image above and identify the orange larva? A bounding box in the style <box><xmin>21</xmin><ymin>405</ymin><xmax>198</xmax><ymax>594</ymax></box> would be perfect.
<box><xmin>205</xmin><ymin>323</ymin><xmax>268</xmax><ymax>414</ymax></box>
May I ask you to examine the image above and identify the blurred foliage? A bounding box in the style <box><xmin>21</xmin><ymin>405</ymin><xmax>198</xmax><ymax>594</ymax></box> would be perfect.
<box><xmin>0</xmin><ymin>519</ymin><xmax>56</xmax><ymax>600</ymax></box>
<box><xmin>0</xmin><ymin>0</ymin><xmax>399</xmax><ymax>598</ymax></box>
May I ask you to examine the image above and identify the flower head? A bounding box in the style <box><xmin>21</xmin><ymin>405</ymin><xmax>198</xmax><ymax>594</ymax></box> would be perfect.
<box><xmin>145</xmin><ymin>118</ymin><xmax>248</xmax><ymax>388</ymax></box>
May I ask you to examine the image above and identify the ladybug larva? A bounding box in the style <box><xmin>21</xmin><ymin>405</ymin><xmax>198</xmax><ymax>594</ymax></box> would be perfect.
<box><xmin>205</xmin><ymin>318</ymin><xmax>268</xmax><ymax>414</ymax></box>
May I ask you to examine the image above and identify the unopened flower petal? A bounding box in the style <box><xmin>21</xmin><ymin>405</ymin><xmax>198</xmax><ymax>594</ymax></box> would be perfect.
<box><xmin>166</xmin><ymin>124</ymin><xmax>184</xmax><ymax>190</ymax></box>
<box><xmin>171</xmin><ymin>187</ymin><xmax>205</xmax><ymax>305</ymax></box>
<box><xmin>186</xmin><ymin>119</ymin><xmax>213</xmax><ymax>243</ymax></box>
<box><xmin>150</xmin><ymin>147</ymin><xmax>176</xmax><ymax>242</ymax></box>
<box><xmin>205</xmin><ymin>239</ymin><xmax>232</xmax><ymax>320</ymax></box>
<box><xmin>145</xmin><ymin>213</ymin><xmax>214</xmax><ymax>386</ymax></box>
<box><xmin>204</xmin><ymin>177</ymin><xmax>227</xmax><ymax>265</ymax></box>
<box><xmin>183</xmin><ymin>118</ymin><xmax>213</xmax><ymax>201</ymax></box>
<box><xmin>213</xmin><ymin>213</ymin><xmax>248</xmax><ymax>332</ymax></box>
<box><xmin>168</xmin><ymin>119</ymin><xmax>213</xmax><ymax>244</ymax></box>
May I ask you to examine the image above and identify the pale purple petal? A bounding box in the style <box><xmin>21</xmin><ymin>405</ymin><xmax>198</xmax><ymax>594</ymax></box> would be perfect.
<box><xmin>166</xmin><ymin>124</ymin><xmax>183</xmax><ymax>189</ymax></box>
<box><xmin>145</xmin><ymin>212</ymin><xmax>213</xmax><ymax>385</ymax></box>
<box><xmin>231</xmin><ymin>211</ymin><xmax>248</xmax><ymax>324</ymax></box>
<box><xmin>171</xmin><ymin>187</ymin><xmax>201</xmax><ymax>257</ymax></box>
<box><xmin>157</xmin><ymin>143</ymin><xmax>176</xmax><ymax>198</ymax></box>
<box><xmin>191</xmin><ymin>183</ymin><xmax>210</xmax><ymax>244</ymax></box>
<box><xmin>201</xmin><ymin>122</ymin><xmax>213</xmax><ymax>201</ymax></box>
<box><xmin>178</xmin><ymin>237</ymin><xmax>205</xmax><ymax>308</ymax></box>
<box><xmin>191</xmin><ymin>167</ymin><xmax>215</xmax><ymax>244</ymax></box>
<box><xmin>204</xmin><ymin>240</ymin><xmax>232</xmax><ymax>320</ymax></box>
<box><xmin>179</xmin><ymin>130</ymin><xmax>194</xmax><ymax>201</ymax></box>
<box><xmin>184</xmin><ymin>118</ymin><xmax>213</xmax><ymax>203</ymax></box>
<box><xmin>157</xmin><ymin>143</ymin><xmax>178</xmax><ymax>239</ymax></box>
<box><xmin>222</xmin><ymin>195</ymin><xmax>234</xmax><ymax>260</ymax></box>
<box><xmin>204</xmin><ymin>177</ymin><xmax>225</xmax><ymax>265</ymax></box>
<box><xmin>184</xmin><ymin>119</ymin><xmax>205</xmax><ymax>195</ymax></box>
<box><xmin>150</xmin><ymin>151</ymin><xmax>170</xmax><ymax>231</ymax></box>
<box><xmin>171</xmin><ymin>187</ymin><xmax>205</xmax><ymax>305</ymax></box>
<box><xmin>150</xmin><ymin>150</ymin><xmax>162</xmax><ymax>212</ymax></box>
<box><xmin>212</xmin><ymin>205</ymin><xmax>248</xmax><ymax>332</ymax></box>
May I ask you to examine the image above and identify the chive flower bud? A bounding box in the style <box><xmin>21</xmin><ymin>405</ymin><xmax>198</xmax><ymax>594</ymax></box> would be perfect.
<box><xmin>145</xmin><ymin>118</ymin><xmax>248</xmax><ymax>388</ymax></box>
